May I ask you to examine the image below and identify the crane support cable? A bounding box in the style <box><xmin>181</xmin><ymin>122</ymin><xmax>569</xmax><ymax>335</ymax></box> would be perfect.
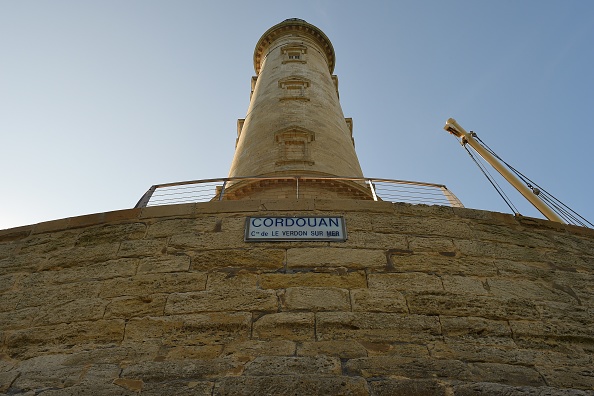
<box><xmin>461</xmin><ymin>141</ymin><xmax>520</xmax><ymax>215</ymax></box>
<box><xmin>472</xmin><ymin>135</ymin><xmax>593</xmax><ymax>228</ymax></box>
<box><xmin>444</xmin><ymin>118</ymin><xmax>565</xmax><ymax>224</ymax></box>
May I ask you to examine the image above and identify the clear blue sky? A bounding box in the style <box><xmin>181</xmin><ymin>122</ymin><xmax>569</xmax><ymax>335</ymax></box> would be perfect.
<box><xmin>1</xmin><ymin>1</ymin><xmax>593</xmax><ymax>230</ymax></box>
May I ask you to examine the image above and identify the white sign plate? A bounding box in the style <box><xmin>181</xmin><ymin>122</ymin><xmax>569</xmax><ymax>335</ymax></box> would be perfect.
<box><xmin>245</xmin><ymin>216</ymin><xmax>347</xmax><ymax>242</ymax></box>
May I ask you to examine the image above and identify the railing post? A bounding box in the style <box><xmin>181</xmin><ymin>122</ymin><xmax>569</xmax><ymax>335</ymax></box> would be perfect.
<box><xmin>440</xmin><ymin>186</ymin><xmax>464</xmax><ymax>208</ymax></box>
<box><xmin>218</xmin><ymin>181</ymin><xmax>227</xmax><ymax>201</ymax></box>
<box><xmin>296</xmin><ymin>177</ymin><xmax>300</xmax><ymax>199</ymax></box>
<box><xmin>367</xmin><ymin>179</ymin><xmax>378</xmax><ymax>201</ymax></box>
<box><xmin>134</xmin><ymin>185</ymin><xmax>158</xmax><ymax>208</ymax></box>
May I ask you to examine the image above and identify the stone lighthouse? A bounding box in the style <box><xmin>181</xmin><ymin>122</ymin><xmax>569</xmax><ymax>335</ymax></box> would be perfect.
<box><xmin>226</xmin><ymin>18</ymin><xmax>371</xmax><ymax>200</ymax></box>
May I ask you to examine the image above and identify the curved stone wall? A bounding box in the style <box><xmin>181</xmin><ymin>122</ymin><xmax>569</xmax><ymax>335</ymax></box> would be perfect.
<box><xmin>1</xmin><ymin>199</ymin><xmax>593</xmax><ymax>395</ymax></box>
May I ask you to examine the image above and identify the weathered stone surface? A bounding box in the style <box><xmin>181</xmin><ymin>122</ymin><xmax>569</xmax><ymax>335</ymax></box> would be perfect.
<box><xmin>372</xmin><ymin>215</ymin><xmax>472</xmax><ymax>238</ymax></box>
<box><xmin>222</xmin><ymin>340</ymin><xmax>296</xmax><ymax>358</ymax></box>
<box><xmin>140</xmin><ymin>380</ymin><xmax>214</xmax><ymax>396</ymax></box>
<box><xmin>206</xmin><ymin>270</ymin><xmax>259</xmax><ymax>290</ymax></box>
<box><xmin>287</xmin><ymin>247</ymin><xmax>385</xmax><ymax>269</ymax></box>
<box><xmin>408</xmin><ymin>292</ymin><xmax>541</xmax><ymax>320</ymax></box>
<box><xmin>165</xmin><ymin>288</ymin><xmax>278</xmax><ymax>314</ymax></box>
<box><xmin>146</xmin><ymin>217</ymin><xmax>218</xmax><ymax>238</ymax></box>
<box><xmin>213</xmin><ymin>375</ymin><xmax>369</xmax><ymax>396</ymax></box>
<box><xmin>6</xmin><ymin>320</ymin><xmax>125</xmax><ymax>359</ymax></box>
<box><xmin>1</xmin><ymin>197</ymin><xmax>593</xmax><ymax>394</ymax></box>
<box><xmin>124</xmin><ymin>313</ymin><xmax>251</xmax><ymax>345</ymax></box>
<box><xmin>104</xmin><ymin>294</ymin><xmax>168</xmax><ymax>319</ymax></box>
<box><xmin>370</xmin><ymin>378</ymin><xmax>448</xmax><ymax>396</ymax></box>
<box><xmin>280</xmin><ymin>287</ymin><xmax>350</xmax><ymax>311</ymax></box>
<box><xmin>345</xmin><ymin>356</ymin><xmax>472</xmax><ymax>379</ymax></box>
<box><xmin>316</xmin><ymin>312</ymin><xmax>441</xmax><ymax>342</ymax></box>
<box><xmin>190</xmin><ymin>248</ymin><xmax>285</xmax><ymax>270</ymax></box>
<box><xmin>297</xmin><ymin>340</ymin><xmax>367</xmax><ymax>358</ymax></box>
<box><xmin>244</xmin><ymin>356</ymin><xmax>341</xmax><ymax>376</ymax></box>
<box><xmin>469</xmin><ymin>362</ymin><xmax>545</xmax><ymax>386</ymax></box>
<box><xmin>43</xmin><ymin>243</ymin><xmax>120</xmax><ymax>270</ymax></box>
<box><xmin>75</xmin><ymin>223</ymin><xmax>146</xmax><ymax>246</ymax></box>
<box><xmin>367</xmin><ymin>273</ymin><xmax>443</xmax><ymax>292</ymax></box>
<box><xmin>350</xmin><ymin>288</ymin><xmax>408</xmax><ymax>312</ymax></box>
<box><xmin>260</xmin><ymin>271</ymin><xmax>366</xmax><ymax>289</ymax></box>
<box><xmin>452</xmin><ymin>383</ymin><xmax>594</xmax><ymax>395</ymax></box>
<box><xmin>253</xmin><ymin>312</ymin><xmax>314</xmax><ymax>341</ymax></box>
<box><xmin>137</xmin><ymin>255</ymin><xmax>190</xmax><ymax>274</ymax></box>
<box><xmin>99</xmin><ymin>272</ymin><xmax>207</xmax><ymax>298</ymax></box>
<box><xmin>118</xmin><ymin>238</ymin><xmax>167</xmax><ymax>258</ymax></box>
<box><xmin>440</xmin><ymin>316</ymin><xmax>514</xmax><ymax>346</ymax></box>
<box><xmin>121</xmin><ymin>358</ymin><xmax>243</xmax><ymax>381</ymax></box>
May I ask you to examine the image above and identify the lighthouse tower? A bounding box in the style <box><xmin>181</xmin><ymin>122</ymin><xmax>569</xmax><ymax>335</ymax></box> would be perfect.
<box><xmin>226</xmin><ymin>18</ymin><xmax>371</xmax><ymax>200</ymax></box>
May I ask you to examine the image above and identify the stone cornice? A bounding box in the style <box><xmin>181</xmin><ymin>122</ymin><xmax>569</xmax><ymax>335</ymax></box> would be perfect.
<box><xmin>253</xmin><ymin>18</ymin><xmax>335</xmax><ymax>75</ymax></box>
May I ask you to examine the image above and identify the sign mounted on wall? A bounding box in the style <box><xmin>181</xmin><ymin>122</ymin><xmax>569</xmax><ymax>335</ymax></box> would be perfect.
<box><xmin>245</xmin><ymin>216</ymin><xmax>347</xmax><ymax>242</ymax></box>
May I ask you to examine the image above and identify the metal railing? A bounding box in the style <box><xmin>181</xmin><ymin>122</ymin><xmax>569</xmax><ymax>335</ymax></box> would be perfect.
<box><xmin>134</xmin><ymin>176</ymin><xmax>464</xmax><ymax>208</ymax></box>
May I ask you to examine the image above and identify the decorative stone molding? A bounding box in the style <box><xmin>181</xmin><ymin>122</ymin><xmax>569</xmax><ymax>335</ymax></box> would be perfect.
<box><xmin>274</xmin><ymin>126</ymin><xmax>315</xmax><ymax>165</ymax></box>
<box><xmin>278</xmin><ymin>76</ymin><xmax>311</xmax><ymax>101</ymax></box>
<box><xmin>281</xmin><ymin>43</ymin><xmax>307</xmax><ymax>65</ymax></box>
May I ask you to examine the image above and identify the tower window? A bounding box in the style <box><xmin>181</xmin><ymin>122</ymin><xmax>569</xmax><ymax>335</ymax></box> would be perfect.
<box><xmin>274</xmin><ymin>127</ymin><xmax>315</xmax><ymax>166</ymax></box>
<box><xmin>278</xmin><ymin>76</ymin><xmax>311</xmax><ymax>101</ymax></box>
<box><xmin>281</xmin><ymin>43</ymin><xmax>307</xmax><ymax>64</ymax></box>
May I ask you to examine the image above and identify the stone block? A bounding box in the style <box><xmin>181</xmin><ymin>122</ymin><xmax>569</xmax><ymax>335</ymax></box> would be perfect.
<box><xmin>280</xmin><ymin>287</ymin><xmax>350</xmax><ymax>311</ymax></box>
<box><xmin>121</xmin><ymin>358</ymin><xmax>243</xmax><ymax>382</ymax></box>
<box><xmin>408</xmin><ymin>236</ymin><xmax>455</xmax><ymax>252</ymax></box>
<box><xmin>190</xmin><ymin>248</ymin><xmax>285</xmax><ymax>271</ymax></box>
<box><xmin>206</xmin><ymin>270</ymin><xmax>259</xmax><ymax>290</ymax></box>
<box><xmin>99</xmin><ymin>272</ymin><xmax>207</xmax><ymax>298</ymax></box>
<box><xmin>221</xmin><ymin>340</ymin><xmax>296</xmax><ymax>358</ymax></box>
<box><xmin>345</xmin><ymin>356</ymin><xmax>471</xmax><ymax>380</ymax></box>
<box><xmin>16</xmin><ymin>281</ymin><xmax>102</xmax><ymax>308</ymax></box>
<box><xmin>104</xmin><ymin>294</ymin><xmax>168</xmax><ymax>319</ymax></box>
<box><xmin>452</xmin><ymin>383</ymin><xmax>593</xmax><ymax>396</ymax></box>
<box><xmin>441</xmin><ymin>276</ymin><xmax>490</xmax><ymax>295</ymax></box>
<box><xmin>469</xmin><ymin>362</ymin><xmax>545</xmax><ymax>387</ymax></box>
<box><xmin>372</xmin><ymin>214</ymin><xmax>472</xmax><ymax>238</ymax></box>
<box><xmin>537</xmin><ymin>365</ymin><xmax>594</xmax><ymax>390</ymax></box>
<box><xmin>350</xmin><ymin>289</ymin><xmax>408</xmax><ymax>313</ymax></box>
<box><xmin>244</xmin><ymin>356</ymin><xmax>341</xmax><ymax>376</ymax></box>
<box><xmin>367</xmin><ymin>273</ymin><xmax>443</xmax><ymax>292</ymax></box>
<box><xmin>297</xmin><ymin>340</ymin><xmax>367</xmax><ymax>358</ymax></box>
<box><xmin>213</xmin><ymin>375</ymin><xmax>369</xmax><ymax>396</ymax></box>
<box><xmin>342</xmin><ymin>230</ymin><xmax>407</xmax><ymax>249</ymax></box>
<box><xmin>163</xmin><ymin>345</ymin><xmax>223</xmax><ymax>360</ymax></box>
<box><xmin>385</xmin><ymin>253</ymin><xmax>499</xmax><ymax>277</ymax></box>
<box><xmin>75</xmin><ymin>223</ymin><xmax>146</xmax><ymax>246</ymax></box>
<box><xmin>140</xmin><ymin>203</ymin><xmax>195</xmax><ymax>219</ymax></box>
<box><xmin>165</xmin><ymin>288</ymin><xmax>278</xmax><ymax>314</ymax></box>
<box><xmin>407</xmin><ymin>293</ymin><xmax>540</xmax><ymax>320</ymax></box>
<box><xmin>32</xmin><ymin>297</ymin><xmax>107</xmax><ymax>326</ymax></box>
<box><xmin>124</xmin><ymin>313</ymin><xmax>251</xmax><ymax>345</ymax></box>
<box><xmin>510</xmin><ymin>320</ymin><xmax>594</xmax><ymax>351</ymax></box>
<box><xmin>253</xmin><ymin>312</ymin><xmax>314</xmax><ymax>341</ymax></box>
<box><xmin>140</xmin><ymin>380</ymin><xmax>214</xmax><ymax>396</ymax></box>
<box><xmin>440</xmin><ymin>316</ymin><xmax>513</xmax><ymax>345</ymax></box>
<box><xmin>370</xmin><ymin>379</ymin><xmax>448</xmax><ymax>396</ymax></box>
<box><xmin>316</xmin><ymin>312</ymin><xmax>441</xmax><ymax>343</ymax></box>
<box><xmin>286</xmin><ymin>247</ymin><xmax>385</xmax><ymax>269</ymax></box>
<box><xmin>6</xmin><ymin>320</ymin><xmax>125</xmax><ymax>359</ymax></box>
<box><xmin>454</xmin><ymin>239</ymin><xmax>546</xmax><ymax>262</ymax></box>
<box><xmin>260</xmin><ymin>271</ymin><xmax>366</xmax><ymax>289</ymax></box>
<box><xmin>487</xmin><ymin>278</ymin><xmax>576</xmax><ymax>303</ymax></box>
<box><xmin>43</xmin><ymin>243</ymin><xmax>120</xmax><ymax>270</ymax></box>
<box><xmin>429</xmin><ymin>341</ymin><xmax>538</xmax><ymax>365</ymax></box>
<box><xmin>361</xmin><ymin>341</ymin><xmax>429</xmax><ymax>357</ymax></box>
<box><xmin>118</xmin><ymin>238</ymin><xmax>167</xmax><ymax>258</ymax></box>
<box><xmin>21</xmin><ymin>258</ymin><xmax>138</xmax><ymax>286</ymax></box>
<box><xmin>137</xmin><ymin>255</ymin><xmax>190</xmax><ymax>274</ymax></box>
<box><xmin>146</xmin><ymin>216</ymin><xmax>220</xmax><ymax>238</ymax></box>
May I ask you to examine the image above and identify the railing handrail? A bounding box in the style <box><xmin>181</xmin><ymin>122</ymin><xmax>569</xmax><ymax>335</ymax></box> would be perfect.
<box><xmin>135</xmin><ymin>176</ymin><xmax>463</xmax><ymax>208</ymax></box>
